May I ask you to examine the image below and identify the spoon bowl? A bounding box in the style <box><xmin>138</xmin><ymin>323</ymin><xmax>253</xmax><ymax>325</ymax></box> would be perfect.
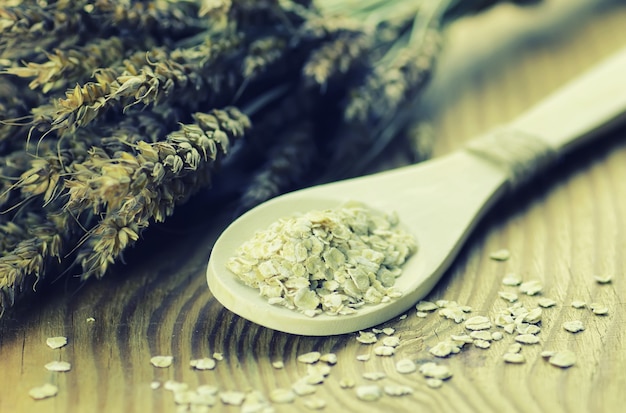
<box><xmin>208</xmin><ymin>46</ymin><xmax>626</xmax><ymax>335</ymax></box>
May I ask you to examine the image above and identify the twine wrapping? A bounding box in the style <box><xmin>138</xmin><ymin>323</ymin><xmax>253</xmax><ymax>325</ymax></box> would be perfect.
<box><xmin>464</xmin><ymin>128</ymin><xmax>558</xmax><ymax>191</ymax></box>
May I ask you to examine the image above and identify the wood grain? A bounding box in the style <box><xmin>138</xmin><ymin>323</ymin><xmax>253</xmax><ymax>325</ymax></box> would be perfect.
<box><xmin>1</xmin><ymin>2</ymin><xmax>625</xmax><ymax>412</ymax></box>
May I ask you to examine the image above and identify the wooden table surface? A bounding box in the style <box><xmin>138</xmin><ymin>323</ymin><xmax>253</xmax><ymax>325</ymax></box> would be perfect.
<box><xmin>1</xmin><ymin>1</ymin><xmax>625</xmax><ymax>412</ymax></box>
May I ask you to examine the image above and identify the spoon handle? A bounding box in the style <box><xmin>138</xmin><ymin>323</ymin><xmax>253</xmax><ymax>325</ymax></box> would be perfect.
<box><xmin>464</xmin><ymin>46</ymin><xmax>626</xmax><ymax>190</ymax></box>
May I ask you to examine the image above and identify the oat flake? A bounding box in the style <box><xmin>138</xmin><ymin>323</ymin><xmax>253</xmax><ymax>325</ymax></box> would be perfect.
<box><xmin>498</xmin><ymin>291</ymin><xmax>518</xmax><ymax>303</ymax></box>
<box><xmin>339</xmin><ymin>378</ymin><xmax>356</xmax><ymax>389</ymax></box>
<box><xmin>590</xmin><ymin>303</ymin><xmax>609</xmax><ymax>315</ymax></box>
<box><xmin>425</xmin><ymin>378</ymin><xmax>444</xmax><ymax>389</ymax></box>
<box><xmin>46</xmin><ymin>336</ymin><xmax>68</xmax><ymax>349</ymax></box>
<box><xmin>357</xmin><ymin>331</ymin><xmax>378</xmax><ymax>344</ymax></box>
<box><xmin>362</xmin><ymin>372</ymin><xmax>386</xmax><ymax>381</ymax></box>
<box><xmin>190</xmin><ymin>357</ymin><xmax>216</xmax><ymax>370</ymax></box>
<box><xmin>503</xmin><ymin>353</ymin><xmax>525</xmax><ymax>364</ymax></box>
<box><xmin>563</xmin><ymin>320</ymin><xmax>585</xmax><ymax>333</ymax></box>
<box><xmin>269</xmin><ymin>388</ymin><xmax>296</xmax><ymax>404</ymax></box>
<box><xmin>297</xmin><ymin>351</ymin><xmax>321</xmax><ymax>364</ymax></box>
<box><xmin>220</xmin><ymin>391</ymin><xmax>246</xmax><ymax>405</ymax></box>
<box><xmin>502</xmin><ymin>273</ymin><xmax>522</xmax><ymax>286</ymax></box>
<box><xmin>515</xmin><ymin>334</ymin><xmax>540</xmax><ymax>345</ymax></box>
<box><xmin>303</xmin><ymin>398</ymin><xmax>326</xmax><ymax>410</ymax></box>
<box><xmin>519</xmin><ymin>280</ymin><xmax>542</xmax><ymax>296</ymax></box>
<box><xmin>373</xmin><ymin>345</ymin><xmax>395</xmax><ymax>356</ymax></box>
<box><xmin>548</xmin><ymin>350</ymin><xmax>576</xmax><ymax>368</ymax></box>
<box><xmin>355</xmin><ymin>385</ymin><xmax>382</xmax><ymax>401</ymax></box>
<box><xmin>594</xmin><ymin>274</ymin><xmax>612</xmax><ymax>284</ymax></box>
<box><xmin>490</xmin><ymin>249</ymin><xmax>510</xmax><ymax>261</ymax></box>
<box><xmin>537</xmin><ymin>298</ymin><xmax>557</xmax><ymax>308</ymax></box>
<box><xmin>356</xmin><ymin>354</ymin><xmax>371</xmax><ymax>362</ymax></box>
<box><xmin>416</xmin><ymin>301</ymin><xmax>439</xmax><ymax>312</ymax></box>
<box><xmin>395</xmin><ymin>358</ymin><xmax>417</xmax><ymax>374</ymax></box>
<box><xmin>384</xmin><ymin>384</ymin><xmax>414</xmax><ymax>396</ymax></box>
<box><xmin>44</xmin><ymin>360</ymin><xmax>71</xmax><ymax>372</ymax></box>
<box><xmin>382</xmin><ymin>336</ymin><xmax>400</xmax><ymax>347</ymax></box>
<box><xmin>571</xmin><ymin>300</ymin><xmax>586</xmax><ymax>309</ymax></box>
<box><xmin>464</xmin><ymin>316</ymin><xmax>491</xmax><ymax>331</ymax></box>
<box><xmin>29</xmin><ymin>383</ymin><xmax>58</xmax><ymax>400</ymax></box>
<box><xmin>419</xmin><ymin>362</ymin><xmax>452</xmax><ymax>380</ymax></box>
<box><xmin>320</xmin><ymin>353</ymin><xmax>338</xmax><ymax>365</ymax></box>
<box><xmin>150</xmin><ymin>355</ymin><xmax>173</xmax><ymax>368</ymax></box>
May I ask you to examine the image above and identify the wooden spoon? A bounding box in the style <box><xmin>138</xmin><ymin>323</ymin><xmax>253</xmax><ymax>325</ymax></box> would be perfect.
<box><xmin>207</xmin><ymin>46</ymin><xmax>626</xmax><ymax>336</ymax></box>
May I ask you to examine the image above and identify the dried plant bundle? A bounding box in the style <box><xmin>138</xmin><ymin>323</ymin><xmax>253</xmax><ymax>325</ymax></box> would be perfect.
<box><xmin>0</xmin><ymin>0</ymin><xmax>537</xmax><ymax>315</ymax></box>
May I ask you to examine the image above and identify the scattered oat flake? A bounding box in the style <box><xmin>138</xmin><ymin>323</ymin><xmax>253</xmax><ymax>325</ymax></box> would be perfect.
<box><xmin>590</xmin><ymin>303</ymin><xmax>609</xmax><ymax>315</ymax></box>
<box><xmin>44</xmin><ymin>360</ymin><xmax>71</xmax><ymax>372</ymax></box>
<box><xmin>355</xmin><ymin>385</ymin><xmax>382</xmax><ymax>401</ymax></box>
<box><xmin>395</xmin><ymin>358</ymin><xmax>417</xmax><ymax>374</ymax></box>
<box><xmin>164</xmin><ymin>380</ymin><xmax>188</xmax><ymax>392</ymax></box>
<box><xmin>490</xmin><ymin>249</ymin><xmax>510</xmax><ymax>261</ymax></box>
<box><xmin>416</xmin><ymin>301</ymin><xmax>439</xmax><ymax>312</ymax></box>
<box><xmin>508</xmin><ymin>343</ymin><xmax>522</xmax><ymax>354</ymax></box>
<box><xmin>212</xmin><ymin>352</ymin><xmax>224</xmax><ymax>361</ymax></box>
<box><xmin>86</xmin><ymin>317</ymin><xmax>96</xmax><ymax>323</ymax></box>
<box><xmin>150</xmin><ymin>381</ymin><xmax>161</xmax><ymax>390</ymax></box>
<box><xmin>502</xmin><ymin>273</ymin><xmax>522</xmax><ymax>286</ymax></box>
<box><xmin>503</xmin><ymin>353</ymin><xmax>526</xmax><ymax>364</ymax></box>
<box><xmin>304</xmin><ymin>373</ymin><xmax>326</xmax><ymax>385</ymax></box>
<box><xmin>473</xmin><ymin>339</ymin><xmax>491</xmax><ymax>349</ymax></box>
<box><xmin>356</xmin><ymin>354</ymin><xmax>371</xmax><ymax>362</ymax></box>
<box><xmin>540</xmin><ymin>350</ymin><xmax>556</xmax><ymax>359</ymax></box>
<box><xmin>190</xmin><ymin>357</ymin><xmax>216</xmax><ymax>370</ymax></box>
<box><xmin>269</xmin><ymin>388</ymin><xmax>296</xmax><ymax>404</ymax></box>
<box><xmin>563</xmin><ymin>320</ymin><xmax>585</xmax><ymax>333</ymax></box>
<box><xmin>419</xmin><ymin>362</ymin><xmax>452</xmax><ymax>380</ymax></box>
<box><xmin>382</xmin><ymin>336</ymin><xmax>400</xmax><ymax>347</ymax></box>
<box><xmin>517</xmin><ymin>324</ymin><xmax>540</xmax><ymax>335</ymax></box>
<box><xmin>515</xmin><ymin>334</ymin><xmax>540</xmax><ymax>345</ymax></box>
<box><xmin>220</xmin><ymin>391</ymin><xmax>246</xmax><ymax>405</ymax></box>
<box><xmin>304</xmin><ymin>398</ymin><xmax>326</xmax><ymax>410</ymax></box>
<box><xmin>429</xmin><ymin>340</ymin><xmax>461</xmax><ymax>358</ymax></box>
<box><xmin>307</xmin><ymin>363</ymin><xmax>331</xmax><ymax>377</ymax></box>
<box><xmin>469</xmin><ymin>331</ymin><xmax>492</xmax><ymax>341</ymax></box>
<box><xmin>197</xmin><ymin>385</ymin><xmax>219</xmax><ymax>396</ymax></box>
<box><xmin>362</xmin><ymin>372</ymin><xmax>386</xmax><ymax>381</ymax></box>
<box><xmin>272</xmin><ymin>360</ymin><xmax>285</xmax><ymax>369</ymax></box>
<box><xmin>464</xmin><ymin>316</ymin><xmax>492</xmax><ymax>331</ymax></box>
<box><xmin>292</xmin><ymin>381</ymin><xmax>317</xmax><ymax>396</ymax></box>
<box><xmin>548</xmin><ymin>350</ymin><xmax>576</xmax><ymax>368</ymax></box>
<box><xmin>374</xmin><ymin>345</ymin><xmax>395</xmax><ymax>356</ymax></box>
<box><xmin>450</xmin><ymin>334</ymin><xmax>473</xmax><ymax>344</ymax></box>
<box><xmin>523</xmin><ymin>308</ymin><xmax>542</xmax><ymax>324</ymax></box>
<box><xmin>46</xmin><ymin>336</ymin><xmax>68</xmax><ymax>349</ymax></box>
<box><xmin>382</xmin><ymin>327</ymin><xmax>395</xmax><ymax>336</ymax></box>
<box><xmin>425</xmin><ymin>378</ymin><xmax>444</xmax><ymax>389</ymax></box>
<box><xmin>297</xmin><ymin>351</ymin><xmax>321</xmax><ymax>364</ymax></box>
<box><xmin>29</xmin><ymin>383</ymin><xmax>58</xmax><ymax>400</ymax></box>
<box><xmin>519</xmin><ymin>280</ymin><xmax>543</xmax><ymax>296</ymax></box>
<box><xmin>399</xmin><ymin>314</ymin><xmax>408</xmax><ymax>320</ymax></box>
<box><xmin>571</xmin><ymin>300</ymin><xmax>586</xmax><ymax>309</ymax></box>
<box><xmin>537</xmin><ymin>298</ymin><xmax>557</xmax><ymax>308</ymax></box>
<box><xmin>498</xmin><ymin>291</ymin><xmax>518</xmax><ymax>303</ymax></box>
<box><xmin>320</xmin><ymin>353</ymin><xmax>337</xmax><ymax>365</ymax></box>
<box><xmin>384</xmin><ymin>384</ymin><xmax>414</xmax><ymax>396</ymax></box>
<box><xmin>594</xmin><ymin>274</ymin><xmax>612</xmax><ymax>284</ymax></box>
<box><xmin>339</xmin><ymin>378</ymin><xmax>355</xmax><ymax>389</ymax></box>
<box><xmin>150</xmin><ymin>355</ymin><xmax>173</xmax><ymax>368</ymax></box>
<box><xmin>416</xmin><ymin>311</ymin><xmax>429</xmax><ymax>318</ymax></box>
<box><xmin>491</xmin><ymin>331</ymin><xmax>504</xmax><ymax>341</ymax></box>
<box><xmin>357</xmin><ymin>331</ymin><xmax>378</xmax><ymax>344</ymax></box>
